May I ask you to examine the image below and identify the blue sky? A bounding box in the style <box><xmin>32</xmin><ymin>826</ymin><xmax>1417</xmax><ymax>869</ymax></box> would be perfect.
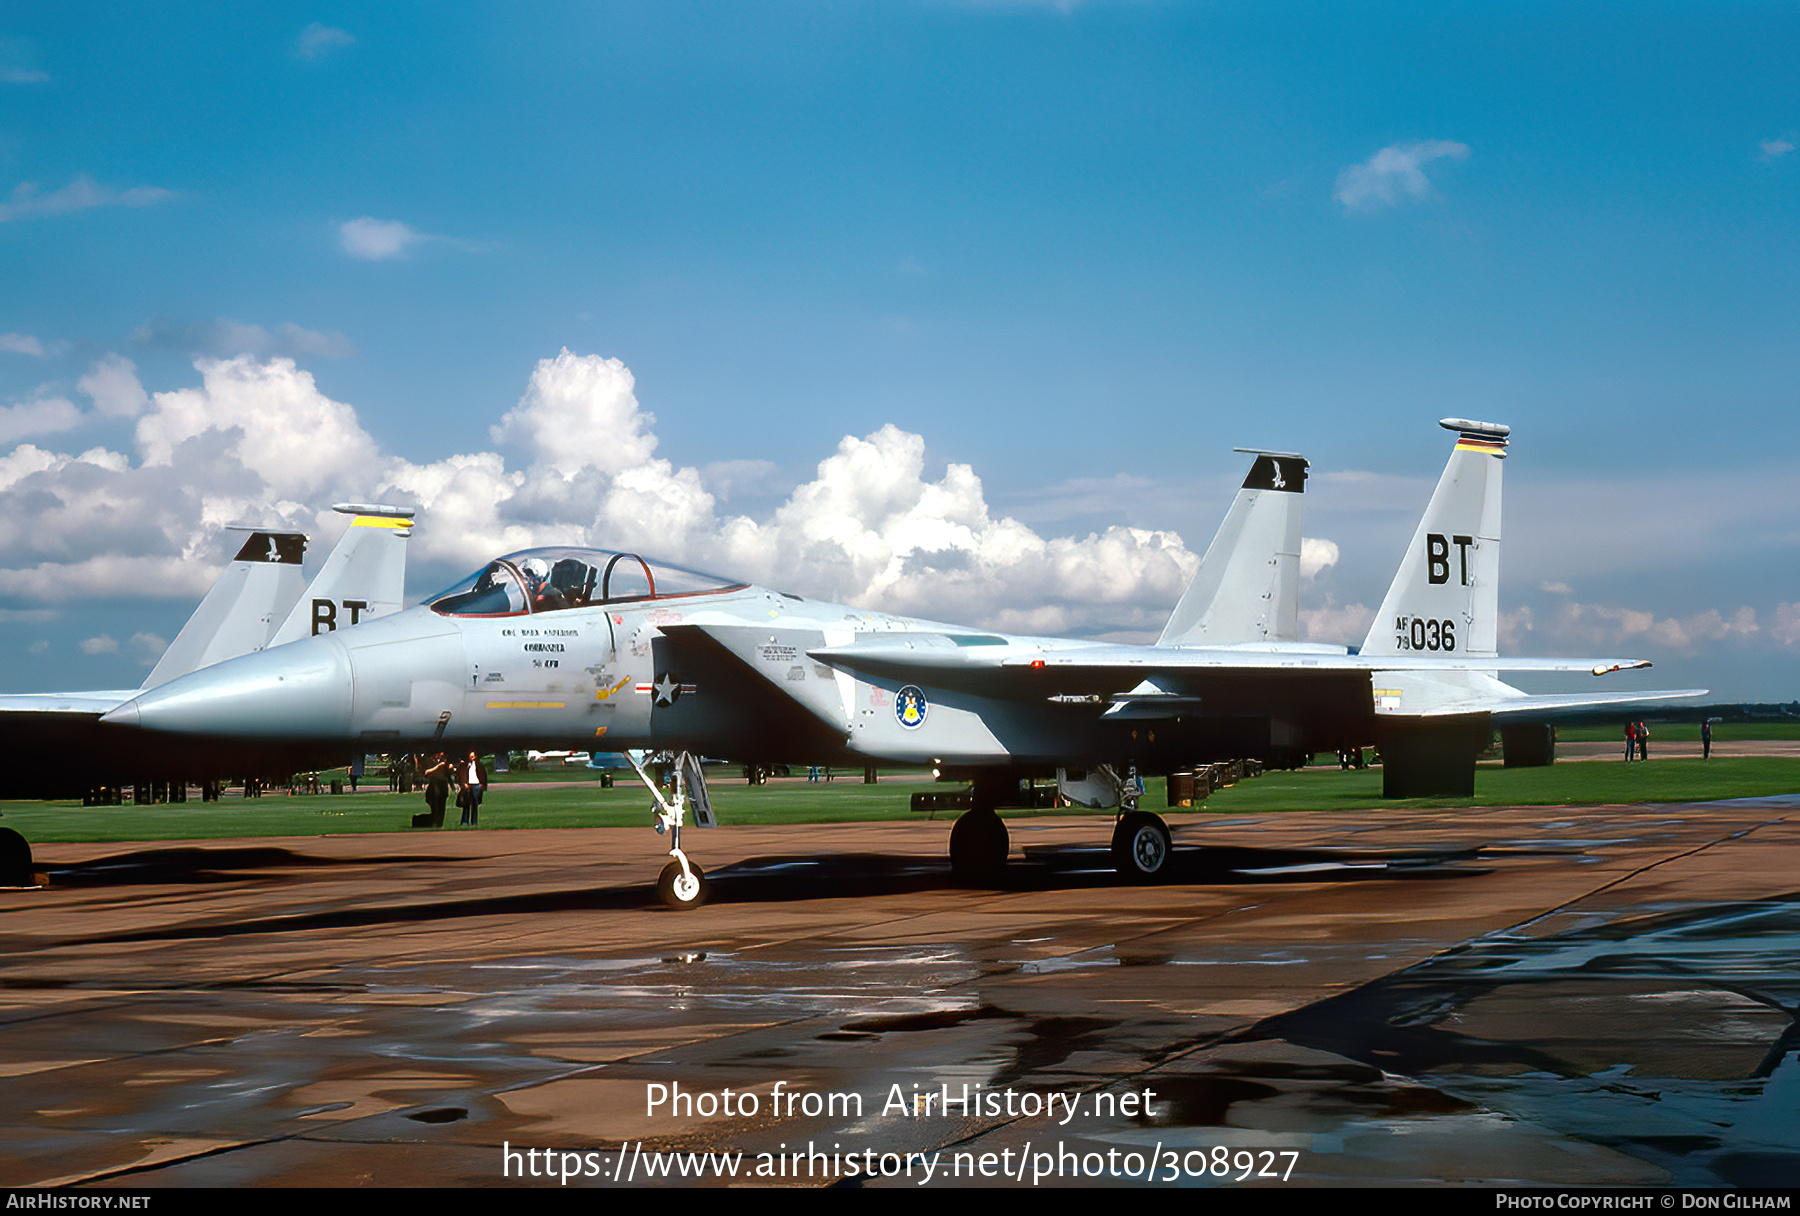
<box><xmin>1</xmin><ymin>1</ymin><xmax>1797</xmax><ymax>700</ymax></box>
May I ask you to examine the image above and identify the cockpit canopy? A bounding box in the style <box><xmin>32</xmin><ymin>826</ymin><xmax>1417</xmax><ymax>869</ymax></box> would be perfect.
<box><xmin>428</xmin><ymin>547</ymin><xmax>747</xmax><ymax>617</ymax></box>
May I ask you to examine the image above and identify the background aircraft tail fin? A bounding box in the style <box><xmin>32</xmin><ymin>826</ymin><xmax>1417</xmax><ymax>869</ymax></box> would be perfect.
<box><xmin>141</xmin><ymin>528</ymin><xmax>308</xmax><ymax>690</ymax></box>
<box><xmin>1157</xmin><ymin>451</ymin><xmax>1307</xmax><ymax>647</ymax></box>
<box><xmin>1360</xmin><ymin>419</ymin><xmax>1507</xmax><ymax>659</ymax></box>
<box><xmin>267</xmin><ymin>503</ymin><xmax>415</xmax><ymax>647</ymax></box>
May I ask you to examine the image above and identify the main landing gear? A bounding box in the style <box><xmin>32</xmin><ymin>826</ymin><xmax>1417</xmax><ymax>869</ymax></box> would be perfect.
<box><xmin>944</xmin><ymin>769</ymin><xmax>1178</xmax><ymax>886</ymax></box>
<box><xmin>625</xmin><ymin>751</ymin><xmax>712</xmax><ymax>909</ymax></box>
<box><xmin>1110</xmin><ymin>811</ymin><xmax>1172</xmax><ymax>882</ymax></box>
<box><xmin>0</xmin><ymin>826</ymin><xmax>33</xmax><ymax>888</ymax></box>
<box><xmin>949</xmin><ymin>807</ymin><xmax>1009</xmax><ymax>884</ymax></box>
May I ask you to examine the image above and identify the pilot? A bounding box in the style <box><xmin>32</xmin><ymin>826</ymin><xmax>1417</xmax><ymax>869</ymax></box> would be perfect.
<box><xmin>519</xmin><ymin>556</ymin><xmax>566</xmax><ymax>612</ymax></box>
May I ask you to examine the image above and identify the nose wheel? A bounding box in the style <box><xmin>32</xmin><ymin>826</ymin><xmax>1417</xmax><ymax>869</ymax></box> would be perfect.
<box><xmin>657</xmin><ymin>858</ymin><xmax>707</xmax><ymax>909</ymax></box>
<box><xmin>1111</xmin><ymin>811</ymin><xmax>1171</xmax><ymax>882</ymax></box>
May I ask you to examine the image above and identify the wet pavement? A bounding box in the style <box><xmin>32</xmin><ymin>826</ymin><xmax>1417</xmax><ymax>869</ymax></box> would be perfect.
<box><xmin>2</xmin><ymin>799</ymin><xmax>1797</xmax><ymax>1188</ymax></box>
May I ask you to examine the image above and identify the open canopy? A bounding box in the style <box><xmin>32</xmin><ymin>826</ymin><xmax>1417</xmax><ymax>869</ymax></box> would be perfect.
<box><xmin>428</xmin><ymin>547</ymin><xmax>746</xmax><ymax>618</ymax></box>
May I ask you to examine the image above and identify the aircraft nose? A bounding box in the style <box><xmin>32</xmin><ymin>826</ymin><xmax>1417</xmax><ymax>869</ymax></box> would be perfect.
<box><xmin>101</xmin><ymin>635</ymin><xmax>354</xmax><ymax>739</ymax></box>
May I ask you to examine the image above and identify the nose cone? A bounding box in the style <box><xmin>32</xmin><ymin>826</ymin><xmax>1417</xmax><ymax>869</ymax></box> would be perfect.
<box><xmin>102</xmin><ymin>635</ymin><xmax>354</xmax><ymax>740</ymax></box>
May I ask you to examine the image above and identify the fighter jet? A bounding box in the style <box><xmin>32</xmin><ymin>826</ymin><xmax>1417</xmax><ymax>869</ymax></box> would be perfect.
<box><xmin>97</xmin><ymin>427</ymin><xmax>1697</xmax><ymax>908</ymax></box>
<box><xmin>0</xmin><ymin>503</ymin><xmax>414</xmax><ymax>800</ymax></box>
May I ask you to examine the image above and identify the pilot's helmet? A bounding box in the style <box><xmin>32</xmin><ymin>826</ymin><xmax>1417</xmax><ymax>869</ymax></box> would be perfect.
<box><xmin>519</xmin><ymin>557</ymin><xmax>550</xmax><ymax>585</ymax></box>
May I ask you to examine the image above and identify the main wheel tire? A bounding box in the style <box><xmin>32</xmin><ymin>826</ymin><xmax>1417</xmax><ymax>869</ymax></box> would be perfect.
<box><xmin>656</xmin><ymin>859</ymin><xmax>707</xmax><ymax>909</ymax></box>
<box><xmin>949</xmin><ymin>809</ymin><xmax>1009</xmax><ymax>885</ymax></box>
<box><xmin>0</xmin><ymin>827</ymin><xmax>31</xmax><ymax>887</ymax></box>
<box><xmin>1111</xmin><ymin>811</ymin><xmax>1171</xmax><ymax>882</ymax></box>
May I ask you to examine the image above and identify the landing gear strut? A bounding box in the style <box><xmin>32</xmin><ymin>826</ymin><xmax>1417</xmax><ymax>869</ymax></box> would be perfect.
<box><xmin>625</xmin><ymin>751</ymin><xmax>711</xmax><ymax>909</ymax></box>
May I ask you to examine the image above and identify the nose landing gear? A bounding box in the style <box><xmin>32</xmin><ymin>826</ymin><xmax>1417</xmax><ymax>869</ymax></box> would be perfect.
<box><xmin>626</xmin><ymin>751</ymin><xmax>713</xmax><ymax>909</ymax></box>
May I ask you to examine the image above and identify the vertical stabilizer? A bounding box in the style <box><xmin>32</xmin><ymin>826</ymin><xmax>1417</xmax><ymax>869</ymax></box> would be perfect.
<box><xmin>1157</xmin><ymin>451</ymin><xmax>1307</xmax><ymax>647</ymax></box>
<box><xmin>1360</xmin><ymin>419</ymin><xmax>1507</xmax><ymax>659</ymax></box>
<box><xmin>268</xmin><ymin>503</ymin><xmax>415</xmax><ymax>646</ymax></box>
<box><xmin>142</xmin><ymin>530</ymin><xmax>308</xmax><ymax>689</ymax></box>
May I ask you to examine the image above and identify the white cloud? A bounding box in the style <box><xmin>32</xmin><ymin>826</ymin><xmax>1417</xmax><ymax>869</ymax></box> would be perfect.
<box><xmin>1334</xmin><ymin>140</ymin><xmax>1471</xmax><ymax>212</ymax></box>
<box><xmin>339</xmin><ymin>217</ymin><xmax>427</xmax><ymax>260</ymax></box>
<box><xmin>0</xmin><ymin>67</ymin><xmax>48</xmax><ymax>84</ymax></box>
<box><xmin>129</xmin><ymin>631</ymin><xmax>166</xmax><ymax>665</ymax></box>
<box><xmin>79</xmin><ymin>634</ymin><xmax>118</xmax><ymax>655</ymax></box>
<box><xmin>1299</xmin><ymin>595</ymin><xmax>1374</xmax><ymax>645</ymax></box>
<box><xmin>1533</xmin><ymin>601</ymin><xmax>1760</xmax><ymax>655</ymax></box>
<box><xmin>136</xmin><ymin>355</ymin><xmax>382</xmax><ymax>499</ymax></box>
<box><xmin>78</xmin><ymin>354</ymin><xmax>149</xmax><ymax>418</ymax></box>
<box><xmin>295</xmin><ymin>23</ymin><xmax>355</xmax><ymax>59</ymax></box>
<box><xmin>0</xmin><ymin>333</ymin><xmax>46</xmax><ymax>356</ymax></box>
<box><xmin>491</xmin><ymin>350</ymin><xmax>658</xmax><ymax>479</ymax></box>
<box><xmin>26</xmin><ymin>639</ymin><xmax>48</xmax><ymax>654</ymax></box>
<box><xmin>1758</xmin><ymin>136</ymin><xmax>1795</xmax><ymax>162</ymax></box>
<box><xmin>0</xmin><ymin>175</ymin><xmax>174</xmax><ymax>223</ymax></box>
<box><xmin>1300</xmin><ymin>536</ymin><xmax>1338</xmax><ymax>580</ymax></box>
<box><xmin>0</xmin><ymin>396</ymin><xmax>82</xmax><ymax>444</ymax></box>
<box><xmin>0</xmin><ymin>350</ymin><xmax>1209</xmax><ymax>637</ymax></box>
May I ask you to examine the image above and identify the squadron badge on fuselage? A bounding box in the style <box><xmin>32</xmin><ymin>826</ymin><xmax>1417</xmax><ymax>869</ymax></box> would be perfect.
<box><xmin>895</xmin><ymin>684</ymin><xmax>928</xmax><ymax>730</ymax></box>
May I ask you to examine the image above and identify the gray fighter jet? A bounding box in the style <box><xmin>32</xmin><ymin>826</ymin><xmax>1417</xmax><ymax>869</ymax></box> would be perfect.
<box><xmin>96</xmin><ymin>425</ymin><xmax>1698</xmax><ymax>907</ymax></box>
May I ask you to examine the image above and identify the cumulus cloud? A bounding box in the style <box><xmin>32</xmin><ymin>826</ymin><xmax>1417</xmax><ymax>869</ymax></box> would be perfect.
<box><xmin>78</xmin><ymin>354</ymin><xmax>150</xmax><ymax>418</ymax></box>
<box><xmin>1759</xmin><ymin>136</ymin><xmax>1795</xmax><ymax>162</ymax></box>
<box><xmin>0</xmin><ymin>175</ymin><xmax>174</xmax><ymax>223</ymax></box>
<box><xmin>1530</xmin><ymin>600</ymin><xmax>1761</xmax><ymax>655</ymax></box>
<box><xmin>340</xmin><ymin>217</ymin><xmax>427</xmax><ymax>261</ymax></box>
<box><xmin>1299</xmin><ymin>596</ymin><xmax>1374</xmax><ymax>646</ymax></box>
<box><xmin>0</xmin><ymin>396</ymin><xmax>82</xmax><ymax>444</ymax></box>
<box><xmin>295</xmin><ymin>23</ymin><xmax>355</xmax><ymax>59</ymax></box>
<box><xmin>79</xmin><ymin>634</ymin><xmax>118</xmax><ymax>655</ymax></box>
<box><xmin>0</xmin><ymin>349</ymin><xmax>1205</xmax><ymax>638</ymax></box>
<box><xmin>1334</xmin><ymin>140</ymin><xmax>1470</xmax><ymax>212</ymax></box>
<box><xmin>1300</xmin><ymin>536</ymin><xmax>1338</xmax><ymax>580</ymax></box>
<box><xmin>130</xmin><ymin>631</ymin><xmax>166</xmax><ymax>664</ymax></box>
<box><xmin>0</xmin><ymin>333</ymin><xmax>46</xmax><ymax>356</ymax></box>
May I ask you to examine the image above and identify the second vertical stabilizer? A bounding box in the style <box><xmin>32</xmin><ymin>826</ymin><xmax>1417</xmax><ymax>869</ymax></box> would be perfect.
<box><xmin>1360</xmin><ymin>419</ymin><xmax>1507</xmax><ymax>659</ymax></box>
<box><xmin>1157</xmin><ymin>451</ymin><xmax>1307</xmax><ymax>647</ymax></box>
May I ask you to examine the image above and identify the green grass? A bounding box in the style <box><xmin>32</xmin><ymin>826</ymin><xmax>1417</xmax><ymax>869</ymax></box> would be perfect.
<box><xmin>4</xmin><ymin>757</ymin><xmax>1798</xmax><ymax>845</ymax></box>
<box><xmin>1200</xmin><ymin>756</ymin><xmax>1800</xmax><ymax>814</ymax></box>
<box><xmin>1552</xmin><ymin>722</ymin><xmax>1800</xmax><ymax>743</ymax></box>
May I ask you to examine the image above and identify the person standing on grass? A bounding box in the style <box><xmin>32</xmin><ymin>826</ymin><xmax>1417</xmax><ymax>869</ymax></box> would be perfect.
<box><xmin>458</xmin><ymin>751</ymin><xmax>489</xmax><ymax>827</ymax></box>
<box><xmin>1702</xmin><ymin>719</ymin><xmax>1713</xmax><ymax>760</ymax></box>
<box><xmin>1624</xmin><ymin>721</ymin><xmax>1636</xmax><ymax>762</ymax></box>
<box><xmin>1637</xmin><ymin>721</ymin><xmax>1649</xmax><ymax>762</ymax></box>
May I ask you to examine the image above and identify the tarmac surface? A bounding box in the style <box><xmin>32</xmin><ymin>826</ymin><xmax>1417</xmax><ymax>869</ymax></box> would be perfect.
<box><xmin>3</xmin><ymin>798</ymin><xmax>1799</xmax><ymax>1189</ymax></box>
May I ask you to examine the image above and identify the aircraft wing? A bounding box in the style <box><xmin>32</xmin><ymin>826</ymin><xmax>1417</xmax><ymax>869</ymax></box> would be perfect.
<box><xmin>0</xmin><ymin>691</ymin><xmax>142</xmax><ymax>715</ymax></box>
<box><xmin>803</xmin><ymin>633</ymin><xmax>1655</xmax><ymax>696</ymax></box>
<box><xmin>1426</xmin><ymin>689</ymin><xmax>1710</xmax><ymax>721</ymax></box>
